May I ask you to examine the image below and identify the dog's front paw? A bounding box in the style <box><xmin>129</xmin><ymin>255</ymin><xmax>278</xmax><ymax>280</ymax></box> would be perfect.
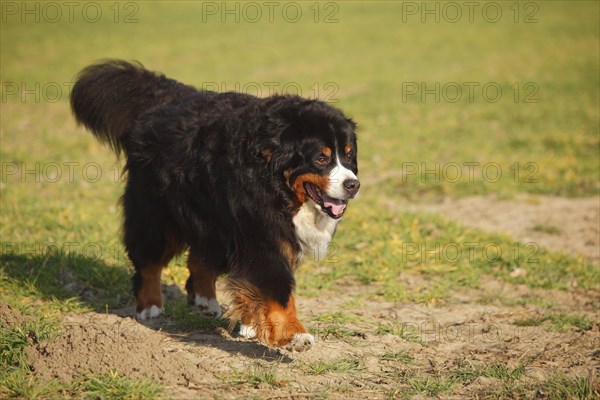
<box><xmin>136</xmin><ymin>305</ymin><xmax>163</xmax><ymax>320</ymax></box>
<box><xmin>238</xmin><ymin>323</ymin><xmax>257</xmax><ymax>338</ymax></box>
<box><xmin>226</xmin><ymin>281</ymin><xmax>312</xmax><ymax>351</ymax></box>
<box><xmin>194</xmin><ymin>295</ymin><xmax>223</xmax><ymax>318</ymax></box>
<box><xmin>285</xmin><ymin>332</ymin><xmax>315</xmax><ymax>352</ymax></box>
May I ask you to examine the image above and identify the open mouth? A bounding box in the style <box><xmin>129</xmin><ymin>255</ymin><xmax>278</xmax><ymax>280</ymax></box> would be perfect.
<box><xmin>304</xmin><ymin>183</ymin><xmax>347</xmax><ymax>219</ymax></box>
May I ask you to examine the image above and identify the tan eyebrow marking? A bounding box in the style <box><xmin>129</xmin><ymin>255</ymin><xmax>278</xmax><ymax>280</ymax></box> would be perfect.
<box><xmin>344</xmin><ymin>144</ymin><xmax>352</xmax><ymax>154</ymax></box>
<box><xmin>321</xmin><ymin>147</ymin><xmax>332</xmax><ymax>157</ymax></box>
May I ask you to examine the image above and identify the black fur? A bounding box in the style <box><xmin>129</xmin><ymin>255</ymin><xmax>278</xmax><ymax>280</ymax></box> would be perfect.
<box><xmin>71</xmin><ymin>60</ymin><xmax>358</xmax><ymax>308</ymax></box>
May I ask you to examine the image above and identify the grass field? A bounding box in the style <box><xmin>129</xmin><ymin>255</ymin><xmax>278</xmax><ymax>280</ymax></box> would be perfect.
<box><xmin>1</xmin><ymin>1</ymin><xmax>599</xmax><ymax>399</ymax></box>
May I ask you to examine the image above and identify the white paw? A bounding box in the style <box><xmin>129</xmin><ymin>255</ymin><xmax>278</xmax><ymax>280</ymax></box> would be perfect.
<box><xmin>238</xmin><ymin>324</ymin><xmax>257</xmax><ymax>339</ymax></box>
<box><xmin>137</xmin><ymin>305</ymin><xmax>163</xmax><ymax>320</ymax></box>
<box><xmin>194</xmin><ymin>295</ymin><xmax>222</xmax><ymax>318</ymax></box>
<box><xmin>285</xmin><ymin>333</ymin><xmax>315</xmax><ymax>352</ymax></box>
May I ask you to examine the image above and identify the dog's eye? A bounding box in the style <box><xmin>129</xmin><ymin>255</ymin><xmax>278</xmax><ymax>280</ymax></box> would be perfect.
<box><xmin>315</xmin><ymin>154</ymin><xmax>330</xmax><ymax>165</ymax></box>
<box><xmin>345</xmin><ymin>151</ymin><xmax>354</xmax><ymax>160</ymax></box>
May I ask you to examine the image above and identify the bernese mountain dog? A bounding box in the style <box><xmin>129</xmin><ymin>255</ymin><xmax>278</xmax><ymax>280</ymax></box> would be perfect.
<box><xmin>70</xmin><ymin>60</ymin><xmax>360</xmax><ymax>352</ymax></box>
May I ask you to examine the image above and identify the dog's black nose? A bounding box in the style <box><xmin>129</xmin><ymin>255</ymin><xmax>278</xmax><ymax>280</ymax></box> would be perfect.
<box><xmin>343</xmin><ymin>179</ymin><xmax>361</xmax><ymax>196</ymax></box>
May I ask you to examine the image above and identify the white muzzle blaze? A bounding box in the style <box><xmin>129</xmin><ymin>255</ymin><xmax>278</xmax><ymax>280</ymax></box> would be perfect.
<box><xmin>326</xmin><ymin>157</ymin><xmax>358</xmax><ymax>200</ymax></box>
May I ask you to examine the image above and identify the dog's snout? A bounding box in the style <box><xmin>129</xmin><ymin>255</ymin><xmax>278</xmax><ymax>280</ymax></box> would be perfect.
<box><xmin>343</xmin><ymin>179</ymin><xmax>360</xmax><ymax>196</ymax></box>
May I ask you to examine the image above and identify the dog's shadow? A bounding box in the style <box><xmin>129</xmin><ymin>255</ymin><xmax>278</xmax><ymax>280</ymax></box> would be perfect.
<box><xmin>1</xmin><ymin>251</ymin><xmax>292</xmax><ymax>363</ymax></box>
<box><xmin>113</xmin><ymin>283</ymin><xmax>294</xmax><ymax>363</ymax></box>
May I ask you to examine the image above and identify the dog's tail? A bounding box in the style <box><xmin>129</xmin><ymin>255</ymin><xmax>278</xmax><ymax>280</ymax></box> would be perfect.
<box><xmin>70</xmin><ymin>60</ymin><xmax>196</xmax><ymax>155</ymax></box>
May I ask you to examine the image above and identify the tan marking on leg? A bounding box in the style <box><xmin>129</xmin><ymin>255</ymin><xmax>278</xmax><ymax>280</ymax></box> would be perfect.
<box><xmin>263</xmin><ymin>294</ymin><xmax>308</xmax><ymax>347</ymax></box>
<box><xmin>225</xmin><ymin>278</ymin><xmax>265</xmax><ymax>331</ymax></box>
<box><xmin>136</xmin><ymin>264</ymin><xmax>163</xmax><ymax>313</ymax></box>
<box><xmin>226</xmin><ymin>279</ymin><xmax>309</xmax><ymax>349</ymax></box>
<box><xmin>186</xmin><ymin>253</ymin><xmax>221</xmax><ymax>317</ymax></box>
<box><xmin>186</xmin><ymin>254</ymin><xmax>217</xmax><ymax>303</ymax></box>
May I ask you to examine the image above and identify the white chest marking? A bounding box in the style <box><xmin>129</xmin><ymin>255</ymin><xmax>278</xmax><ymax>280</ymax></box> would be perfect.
<box><xmin>293</xmin><ymin>201</ymin><xmax>339</xmax><ymax>262</ymax></box>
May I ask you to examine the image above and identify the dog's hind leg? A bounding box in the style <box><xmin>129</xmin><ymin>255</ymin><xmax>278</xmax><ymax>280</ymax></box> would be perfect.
<box><xmin>123</xmin><ymin>180</ymin><xmax>183</xmax><ymax>320</ymax></box>
<box><xmin>132</xmin><ymin>263</ymin><xmax>164</xmax><ymax>320</ymax></box>
<box><xmin>185</xmin><ymin>249</ymin><xmax>223</xmax><ymax>318</ymax></box>
<box><xmin>129</xmin><ymin>229</ymin><xmax>182</xmax><ymax>320</ymax></box>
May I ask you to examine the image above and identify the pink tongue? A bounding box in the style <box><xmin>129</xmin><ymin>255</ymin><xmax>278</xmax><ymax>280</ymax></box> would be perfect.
<box><xmin>322</xmin><ymin>195</ymin><xmax>346</xmax><ymax>217</ymax></box>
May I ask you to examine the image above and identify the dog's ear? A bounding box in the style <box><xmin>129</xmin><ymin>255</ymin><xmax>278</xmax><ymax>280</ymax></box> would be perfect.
<box><xmin>252</xmin><ymin>134</ymin><xmax>279</xmax><ymax>164</ymax></box>
<box><xmin>259</xmin><ymin>142</ymin><xmax>277</xmax><ymax>163</ymax></box>
<box><xmin>254</xmin><ymin>136</ymin><xmax>297</xmax><ymax>171</ymax></box>
<box><xmin>253</xmin><ymin>98</ymin><xmax>308</xmax><ymax>168</ymax></box>
<box><xmin>253</xmin><ymin>113</ymin><xmax>294</xmax><ymax>167</ymax></box>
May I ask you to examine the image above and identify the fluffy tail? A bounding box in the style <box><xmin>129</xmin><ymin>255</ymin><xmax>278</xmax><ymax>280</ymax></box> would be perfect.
<box><xmin>70</xmin><ymin>60</ymin><xmax>196</xmax><ymax>154</ymax></box>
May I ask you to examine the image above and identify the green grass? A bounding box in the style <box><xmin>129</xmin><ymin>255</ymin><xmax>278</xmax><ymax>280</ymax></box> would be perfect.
<box><xmin>514</xmin><ymin>313</ymin><xmax>593</xmax><ymax>332</ymax></box>
<box><xmin>0</xmin><ymin>319</ymin><xmax>57</xmax><ymax>369</ymax></box>
<box><xmin>451</xmin><ymin>361</ymin><xmax>526</xmax><ymax>384</ymax></box>
<box><xmin>447</xmin><ymin>361</ymin><xmax>527</xmax><ymax>399</ymax></box>
<box><xmin>310</xmin><ymin>323</ymin><xmax>364</xmax><ymax>341</ymax></box>
<box><xmin>2</xmin><ymin>369</ymin><xmax>164</xmax><ymax>400</ymax></box>
<box><xmin>405</xmin><ymin>374</ymin><xmax>455</xmax><ymax>396</ymax></box>
<box><xmin>301</xmin><ymin>358</ymin><xmax>362</xmax><ymax>376</ymax></box>
<box><xmin>1</xmin><ymin>251</ymin><xmax>132</xmax><ymax>314</ymax></box>
<box><xmin>375</xmin><ymin>321</ymin><xmax>423</xmax><ymax>344</ymax></box>
<box><xmin>297</xmin><ymin>199</ymin><xmax>599</xmax><ymax>303</ymax></box>
<box><xmin>311</xmin><ymin>311</ymin><xmax>358</xmax><ymax>324</ymax></box>
<box><xmin>2</xmin><ymin>3</ymin><xmax>598</xmax><ymax>199</ymax></box>
<box><xmin>481</xmin><ymin>372</ymin><xmax>599</xmax><ymax>400</ymax></box>
<box><xmin>477</xmin><ymin>291</ymin><xmax>556</xmax><ymax>309</ymax></box>
<box><xmin>164</xmin><ymin>297</ymin><xmax>228</xmax><ymax>332</ymax></box>
<box><xmin>309</xmin><ymin>312</ymin><xmax>366</xmax><ymax>340</ymax></box>
<box><xmin>531</xmin><ymin>224</ymin><xmax>562</xmax><ymax>235</ymax></box>
<box><xmin>537</xmin><ymin>372</ymin><xmax>598</xmax><ymax>400</ymax></box>
<box><xmin>378</xmin><ymin>351</ymin><xmax>415</xmax><ymax>365</ymax></box>
<box><xmin>75</xmin><ymin>370</ymin><xmax>164</xmax><ymax>400</ymax></box>
<box><xmin>390</xmin><ymin>363</ymin><xmax>598</xmax><ymax>400</ymax></box>
<box><xmin>0</xmin><ymin>314</ymin><xmax>59</xmax><ymax>399</ymax></box>
<box><xmin>1</xmin><ymin>1</ymin><xmax>599</xmax><ymax>398</ymax></box>
<box><xmin>224</xmin><ymin>362</ymin><xmax>286</xmax><ymax>388</ymax></box>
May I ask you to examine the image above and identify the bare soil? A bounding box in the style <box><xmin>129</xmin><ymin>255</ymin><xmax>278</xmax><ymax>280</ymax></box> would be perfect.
<box><xmin>404</xmin><ymin>195</ymin><xmax>600</xmax><ymax>264</ymax></box>
<box><xmin>9</xmin><ymin>195</ymin><xmax>600</xmax><ymax>399</ymax></box>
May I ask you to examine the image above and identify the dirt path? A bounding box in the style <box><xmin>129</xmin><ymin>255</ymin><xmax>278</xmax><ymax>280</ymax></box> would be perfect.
<box><xmin>9</xmin><ymin>194</ymin><xmax>600</xmax><ymax>398</ymax></box>
<box><xmin>402</xmin><ymin>195</ymin><xmax>600</xmax><ymax>264</ymax></box>
<box><xmin>15</xmin><ymin>279</ymin><xmax>600</xmax><ymax>399</ymax></box>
